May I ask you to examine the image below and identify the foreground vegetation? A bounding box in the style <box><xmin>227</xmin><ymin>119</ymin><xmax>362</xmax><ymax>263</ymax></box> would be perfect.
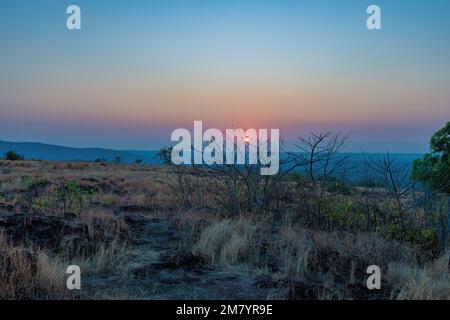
<box><xmin>0</xmin><ymin>156</ymin><xmax>448</xmax><ymax>299</ymax></box>
<box><xmin>0</xmin><ymin>123</ymin><xmax>449</xmax><ymax>299</ymax></box>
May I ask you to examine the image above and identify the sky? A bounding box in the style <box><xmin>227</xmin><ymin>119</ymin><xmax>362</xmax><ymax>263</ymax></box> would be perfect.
<box><xmin>0</xmin><ymin>0</ymin><xmax>449</xmax><ymax>152</ymax></box>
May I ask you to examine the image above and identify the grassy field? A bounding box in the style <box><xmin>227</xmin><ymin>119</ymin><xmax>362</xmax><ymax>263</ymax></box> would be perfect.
<box><xmin>0</xmin><ymin>160</ymin><xmax>449</xmax><ymax>299</ymax></box>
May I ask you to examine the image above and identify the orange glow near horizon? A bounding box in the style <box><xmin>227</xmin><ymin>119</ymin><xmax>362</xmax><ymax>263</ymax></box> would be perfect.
<box><xmin>1</xmin><ymin>0</ymin><xmax>449</xmax><ymax>152</ymax></box>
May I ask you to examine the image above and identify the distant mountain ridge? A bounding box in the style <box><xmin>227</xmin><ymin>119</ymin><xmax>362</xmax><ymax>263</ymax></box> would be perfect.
<box><xmin>0</xmin><ymin>140</ymin><xmax>160</xmax><ymax>164</ymax></box>
<box><xmin>0</xmin><ymin>140</ymin><xmax>423</xmax><ymax>177</ymax></box>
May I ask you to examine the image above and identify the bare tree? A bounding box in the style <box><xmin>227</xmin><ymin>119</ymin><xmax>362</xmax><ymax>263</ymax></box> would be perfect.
<box><xmin>291</xmin><ymin>132</ymin><xmax>351</xmax><ymax>226</ymax></box>
<box><xmin>158</xmin><ymin>146</ymin><xmax>203</xmax><ymax>208</ymax></box>
<box><xmin>293</xmin><ymin>132</ymin><xmax>350</xmax><ymax>190</ymax></box>
<box><xmin>363</xmin><ymin>152</ymin><xmax>418</xmax><ymax>234</ymax></box>
<box><xmin>202</xmin><ymin>138</ymin><xmax>299</xmax><ymax>215</ymax></box>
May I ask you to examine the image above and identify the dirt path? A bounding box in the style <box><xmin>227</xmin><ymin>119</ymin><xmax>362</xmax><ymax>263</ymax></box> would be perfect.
<box><xmin>82</xmin><ymin>214</ymin><xmax>283</xmax><ymax>299</ymax></box>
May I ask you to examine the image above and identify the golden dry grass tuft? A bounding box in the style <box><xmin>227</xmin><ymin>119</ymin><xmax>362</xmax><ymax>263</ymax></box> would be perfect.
<box><xmin>195</xmin><ymin>217</ymin><xmax>259</xmax><ymax>266</ymax></box>
<box><xmin>388</xmin><ymin>252</ymin><xmax>450</xmax><ymax>300</ymax></box>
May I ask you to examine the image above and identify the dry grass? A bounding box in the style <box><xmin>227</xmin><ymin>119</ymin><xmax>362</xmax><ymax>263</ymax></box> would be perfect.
<box><xmin>0</xmin><ymin>161</ymin><xmax>163</xmax><ymax>299</ymax></box>
<box><xmin>1</xmin><ymin>160</ymin><xmax>449</xmax><ymax>300</ymax></box>
<box><xmin>35</xmin><ymin>251</ymin><xmax>69</xmax><ymax>299</ymax></box>
<box><xmin>78</xmin><ymin>209</ymin><xmax>128</xmax><ymax>241</ymax></box>
<box><xmin>87</xmin><ymin>240</ymin><xmax>128</xmax><ymax>271</ymax></box>
<box><xmin>277</xmin><ymin>225</ymin><xmax>312</xmax><ymax>280</ymax></box>
<box><xmin>195</xmin><ymin>217</ymin><xmax>259</xmax><ymax>266</ymax></box>
<box><xmin>0</xmin><ymin>234</ymin><xmax>38</xmax><ymax>299</ymax></box>
<box><xmin>192</xmin><ymin>215</ymin><xmax>448</xmax><ymax>299</ymax></box>
<box><xmin>0</xmin><ymin>233</ymin><xmax>129</xmax><ymax>299</ymax></box>
<box><xmin>388</xmin><ymin>252</ymin><xmax>450</xmax><ymax>300</ymax></box>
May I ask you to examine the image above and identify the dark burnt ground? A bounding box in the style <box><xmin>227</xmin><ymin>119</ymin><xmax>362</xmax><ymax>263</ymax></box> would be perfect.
<box><xmin>0</xmin><ymin>208</ymin><xmax>394</xmax><ymax>300</ymax></box>
<box><xmin>0</xmin><ymin>209</ymin><xmax>285</xmax><ymax>299</ymax></box>
<box><xmin>80</xmin><ymin>213</ymin><xmax>286</xmax><ymax>299</ymax></box>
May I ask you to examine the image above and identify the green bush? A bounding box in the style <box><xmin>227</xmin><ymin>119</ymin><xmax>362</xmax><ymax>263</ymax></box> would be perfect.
<box><xmin>4</xmin><ymin>150</ymin><xmax>24</xmax><ymax>161</ymax></box>
<box><xmin>380</xmin><ymin>222</ymin><xmax>435</xmax><ymax>254</ymax></box>
<box><xmin>412</xmin><ymin>121</ymin><xmax>450</xmax><ymax>193</ymax></box>
<box><xmin>323</xmin><ymin>197</ymin><xmax>367</xmax><ymax>231</ymax></box>
<box><xmin>32</xmin><ymin>180</ymin><xmax>96</xmax><ymax>214</ymax></box>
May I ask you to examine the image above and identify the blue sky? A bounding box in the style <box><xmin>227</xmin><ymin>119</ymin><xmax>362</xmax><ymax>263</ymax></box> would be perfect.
<box><xmin>0</xmin><ymin>0</ymin><xmax>449</xmax><ymax>151</ymax></box>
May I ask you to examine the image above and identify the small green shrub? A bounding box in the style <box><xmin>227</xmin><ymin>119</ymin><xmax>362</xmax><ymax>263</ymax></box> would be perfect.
<box><xmin>32</xmin><ymin>180</ymin><xmax>96</xmax><ymax>214</ymax></box>
<box><xmin>323</xmin><ymin>197</ymin><xmax>367</xmax><ymax>231</ymax></box>
<box><xmin>380</xmin><ymin>222</ymin><xmax>435</xmax><ymax>255</ymax></box>
<box><xmin>4</xmin><ymin>151</ymin><xmax>24</xmax><ymax>161</ymax></box>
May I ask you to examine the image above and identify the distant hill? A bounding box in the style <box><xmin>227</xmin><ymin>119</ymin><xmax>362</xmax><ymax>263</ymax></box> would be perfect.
<box><xmin>0</xmin><ymin>140</ymin><xmax>160</xmax><ymax>164</ymax></box>
<box><xmin>0</xmin><ymin>140</ymin><xmax>423</xmax><ymax>181</ymax></box>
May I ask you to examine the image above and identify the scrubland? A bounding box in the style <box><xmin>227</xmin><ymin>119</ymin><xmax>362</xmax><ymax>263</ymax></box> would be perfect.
<box><xmin>0</xmin><ymin>159</ymin><xmax>448</xmax><ymax>300</ymax></box>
